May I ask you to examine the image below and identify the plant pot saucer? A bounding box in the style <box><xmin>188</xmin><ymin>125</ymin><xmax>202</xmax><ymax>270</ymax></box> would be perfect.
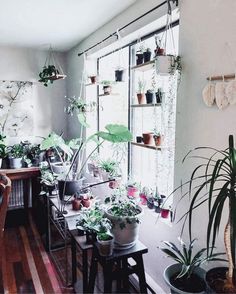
<box><xmin>113</xmin><ymin>241</ymin><xmax>136</xmax><ymax>250</ymax></box>
<box><xmin>47</xmin><ymin>74</ymin><xmax>67</xmax><ymax>81</ymax></box>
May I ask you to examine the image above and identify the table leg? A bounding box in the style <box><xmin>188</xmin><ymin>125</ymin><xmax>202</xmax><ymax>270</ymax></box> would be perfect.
<box><xmin>72</xmin><ymin>237</ymin><xmax>77</xmax><ymax>285</ymax></box>
<box><xmin>135</xmin><ymin>255</ymin><xmax>147</xmax><ymax>294</ymax></box>
<box><xmin>88</xmin><ymin>250</ymin><xmax>97</xmax><ymax>293</ymax></box>
<box><xmin>83</xmin><ymin>248</ymin><xmax>89</xmax><ymax>293</ymax></box>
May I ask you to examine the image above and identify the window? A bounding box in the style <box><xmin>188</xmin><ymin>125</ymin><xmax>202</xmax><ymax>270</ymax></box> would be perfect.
<box><xmin>85</xmin><ymin>21</ymin><xmax>179</xmax><ymax>198</ymax></box>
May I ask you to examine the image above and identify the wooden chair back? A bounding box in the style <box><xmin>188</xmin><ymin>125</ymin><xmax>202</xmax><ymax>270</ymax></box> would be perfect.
<box><xmin>0</xmin><ymin>174</ymin><xmax>11</xmax><ymax>256</ymax></box>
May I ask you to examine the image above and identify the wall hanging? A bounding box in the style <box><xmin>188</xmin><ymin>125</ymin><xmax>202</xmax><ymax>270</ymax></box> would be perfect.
<box><xmin>202</xmin><ymin>74</ymin><xmax>236</xmax><ymax>110</ymax></box>
<box><xmin>0</xmin><ymin>80</ymin><xmax>34</xmax><ymax>137</ymax></box>
<box><xmin>38</xmin><ymin>47</ymin><xmax>66</xmax><ymax>87</ymax></box>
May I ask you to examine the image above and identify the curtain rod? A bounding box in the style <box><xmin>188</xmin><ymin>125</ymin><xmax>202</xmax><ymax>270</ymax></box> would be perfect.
<box><xmin>78</xmin><ymin>0</ymin><xmax>178</xmax><ymax>57</ymax></box>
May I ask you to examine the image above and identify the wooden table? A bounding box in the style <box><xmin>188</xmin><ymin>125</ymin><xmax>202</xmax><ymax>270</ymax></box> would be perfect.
<box><xmin>0</xmin><ymin>167</ymin><xmax>40</xmax><ymax>214</ymax></box>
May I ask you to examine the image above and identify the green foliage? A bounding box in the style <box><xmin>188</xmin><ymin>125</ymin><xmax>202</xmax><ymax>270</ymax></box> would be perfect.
<box><xmin>160</xmin><ymin>238</ymin><xmax>225</xmax><ymax>279</ymax></box>
<box><xmin>76</xmin><ymin>204</ymin><xmax>112</xmax><ymax>235</ymax></box>
<box><xmin>40</xmin><ymin>132</ymin><xmax>73</xmax><ymax>160</ymax></box>
<box><xmin>99</xmin><ymin>158</ymin><xmax>118</xmax><ymax>175</ymax></box>
<box><xmin>97</xmin><ymin>232</ymin><xmax>113</xmax><ymax>241</ymax></box>
<box><xmin>176</xmin><ymin>135</ymin><xmax>236</xmax><ymax>279</ymax></box>
<box><xmin>169</xmin><ymin>56</ymin><xmax>182</xmax><ymax>75</ymax></box>
<box><xmin>137</xmin><ymin>78</ymin><xmax>146</xmax><ymax>94</ymax></box>
<box><xmin>40</xmin><ymin>168</ymin><xmax>57</xmax><ymax>186</ymax></box>
<box><xmin>96</xmin><ymin>124</ymin><xmax>132</xmax><ymax>143</ymax></box>
<box><xmin>38</xmin><ymin>65</ymin><xmax>59</xmax><ymax>87</ymax></box>
<box><xmin>0</xmin><ymin>144</ymin><xmax>7</xmax><ymax>158</ymax></box>
<box><xmin>7</xmin><ymin>144</ymin><xmax>24</xmax><ymax>158</ymax></box>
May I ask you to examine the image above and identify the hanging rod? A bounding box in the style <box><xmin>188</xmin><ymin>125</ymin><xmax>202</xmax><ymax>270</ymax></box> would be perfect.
<box><xmin>78</xmin><ymin>0</ymin><xmax>178</xmax><ymax>57</ymax></box>
<box><xmin>206</xmin><ymin>74</ymin><xmax>236</xmax><ymax>81</ymax></box>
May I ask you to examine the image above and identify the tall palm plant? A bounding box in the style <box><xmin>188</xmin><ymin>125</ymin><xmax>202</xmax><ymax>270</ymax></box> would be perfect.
<box><xmin>179</xmin><ymin>135</ymin><xmax>236</xmax><ymax>287</ymax></box>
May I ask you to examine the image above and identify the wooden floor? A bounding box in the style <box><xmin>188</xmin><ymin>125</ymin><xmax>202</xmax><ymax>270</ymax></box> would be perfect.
<box><xmin>0</xmin><ymin>214</ymin><xmax>73</xmax><ymax>294</ymax></box>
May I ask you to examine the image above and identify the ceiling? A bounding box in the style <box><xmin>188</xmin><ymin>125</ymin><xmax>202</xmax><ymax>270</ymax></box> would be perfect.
<box><xmin>0</xmin><ymin>0</ymin><xmax>137</xmax><ymax>52</ymax></box>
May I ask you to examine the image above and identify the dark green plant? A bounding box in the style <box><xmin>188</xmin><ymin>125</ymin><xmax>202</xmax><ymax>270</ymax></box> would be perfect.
<box><xmin>38</xmin><ymin>65</ymin><xmax>59</xmax><ymax>87</ymax></box>
<box><xmin>160</xmin><ymin>238</ymin><xmax>225</xmax><ymax>279</ymax></box>
<box><xmin>97</xmin><ymin>232</ymin><xmax>113</xmax><ymax>241</ymax></box>
<box><xmin>169</xmin><ymin>56</ymin><xmax>182</xmax><ymax>75</ymax></box>
<box><xmin>99</xmin><ymin>158</ymin><xmax>118</xmax><ymax>175</ymax></box>
<box><xmin>7</xmin><ymin>144</ymin><xmax>24</xmax><ymax>158</ymax></box>
<box><xmin>178</xmin><ymin>135</ymin><xmax>236</xmax><ymax>287</ymax></box>
<box><xmin>76</xmin><ymin>204</ymin><xmax>112</xmax><ymax>235</ymax></box>
<box><xmin>0</xmin><ymin>144</ymin><xmax>7</xmax><ymax>158</ymax></box>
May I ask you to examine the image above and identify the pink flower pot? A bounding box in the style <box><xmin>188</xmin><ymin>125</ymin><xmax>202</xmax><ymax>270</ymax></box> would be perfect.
<box><xmin>161</xmin><ymin>208</ymin><xmax>170</xmax><ymax>218</ymax></box>
<box><xmin>139</xmin><ymin>193</ymin><xmax>147</xmax><ymax>205</ymax></box>
<box><xmin>127</xmin><ymin>186</ymin><xmax>139</xmax><ymax>197</ymax></box>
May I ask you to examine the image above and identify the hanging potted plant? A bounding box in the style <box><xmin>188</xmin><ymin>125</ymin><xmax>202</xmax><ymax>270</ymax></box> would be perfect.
<box><xmin>136</xmin><ymin>78</ymin><xmax>146</xmax><ymax>104</ymax></box>
<box><xmin>38</xmin><ymin>47</ymin><xmax>66</xmax><ymax>87</ymax></box>
<box><xmin>143</xmin><ymin>48</ymin><xmax>152</xmax><ymax>63</ymax></box>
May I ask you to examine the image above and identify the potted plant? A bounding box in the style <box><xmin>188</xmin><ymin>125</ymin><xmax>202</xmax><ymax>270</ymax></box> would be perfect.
<box><xmin>155</xmin><ymin>88</ymin><xmax>164</xmax><ymax>104</ymax></box>
<box><xmin>153</xmin><ymin>130</ymin><xmax>163</xmax><ymax>147</ymax></box>
<box><xmin>126</xmin><ymin>179</ymin><xmax>140</xmax><ymax>198</ymax></box>
<box><xmin>136</xmin><ymin>43</ymin><xmax>145</xmax><ymax>65</ymax></box>
<box><xmin>154</xmin><ymin>35</ymin><xmax>165</xmax><ymax>56</ymax></box>
<box><xmin>97</xmin><ymin>232</ymin><xmax>114</xmax><ymax>257</ymax></box>
<box><xmin>98</xmin><ymin>158</ymin><xmax>119</xmax><ymax>181</ymax></box>
<box><xmin>38</xmin><ymin>65</ymin><xmax>66</xmax><ymax>87</ymax></box>
<box><xmin>0</xmin><ymin>143</ymin><xmax>7</xmax><ymax>168</ymax></box>
<box><xmin>7</xmin><ymin>144</ymin><xmax>24</xmax><ymax>169</ymax></box>
<box><xmin>160</xmin><ymin>238</ymin><xmax>224</xmax><ymax>294</ymax></box>
<box><xmin>115</xmin><ymin>67</ymin><xmax>125</xmax><ymax>82</ymax></box>
<box><xmin>136</xmin><ymin>78</ymin><xmax>146</xmax><ymax>104</ymax></box>
<box><xmin>104</xmin><ymin>188</ymin><xmax>143</xmax><ymax>249</ymax></box>
<box><xmin>89</xmin><ymin>75</ymin><xmax>97</xmax><ymax>84</ymax></box>
<box><xmin>177</xmin><ymin>135</ymin><xmax>236</xmax><ymax>293</ymax></box>
<box><xmin>143</xmin><ymin>48</ymin><xmax>152</xmax><ymax>63</ymax></box>
<box><xmin>100</xmin><ymin>80</ymin><xmax>114</xmax><ymax>95</ymax></box>
<box><xmin>142</xmin><ymin>132</ymin><xmax>154</xmax><ymax>145</ymax></box>
<box><xmin>145</xmin><ymin>89</ymin><xmax>154</xmax><ymax>104</ymax></box>
<box><xmin>39</xmin><ymin>165</ymin><xmax>57</xmax><ymax>196</ymax></box>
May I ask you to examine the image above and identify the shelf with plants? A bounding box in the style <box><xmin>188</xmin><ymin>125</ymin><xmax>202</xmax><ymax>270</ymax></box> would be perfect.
<box><xmin>131</xmin><ymin>142</ymin><xmax>162</xmax><ymax>150</ymax></box>
<box><xmin>131</xmin><ymin>103</ymin><xmax>161</xmax><ymax>108</ymax></box>
<box><xmin>98</xmin><ymin>93</ymin><xmax>119</xmax><ymax>97</ymax></box>
<box><xmin>131</xmin><ymin>60</ymin><xmax>155</xmax><ymax>72</ymax></box>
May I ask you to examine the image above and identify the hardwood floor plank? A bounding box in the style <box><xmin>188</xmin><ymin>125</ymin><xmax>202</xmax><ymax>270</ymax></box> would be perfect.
<box><xmin>13</xmin><ymin>261</ymin><xmax>35</xmax><ymax>294</ymax></box>
<box><xmin>28</xmin><ymin>215</ymin><xmax>63</xmax><ymax>294</ymax></box>
<box><xmin>2</xmin><ymin>233</ymin><xmax>17</xmax><ymax>294</ymax></box>
<box><xmin>6</xmin><ymin>228</ymin><xmax>21</xmax><ymax>263</ymax></box>
<box><xmin>24</xmin><ymin>224</ymin><xmax>56</xmax><ymax>294</ymax></box>
<box><xmin>19</xmin><ymin>227</ymin><xmax>44</xmax><ymax>294</ymax></box>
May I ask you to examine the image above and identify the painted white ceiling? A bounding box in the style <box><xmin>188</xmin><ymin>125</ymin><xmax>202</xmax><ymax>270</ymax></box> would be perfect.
<box><xmin>0</xmin><ymin>0</ymin><xmax>137</xmax><ymax>52</ymax></box>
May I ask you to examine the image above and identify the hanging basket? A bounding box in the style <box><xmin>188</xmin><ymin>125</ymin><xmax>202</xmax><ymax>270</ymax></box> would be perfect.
<box><xmin>38</xmin><ymin>48</ymin><xmax>66</xmax><ymax>87</ymax></box>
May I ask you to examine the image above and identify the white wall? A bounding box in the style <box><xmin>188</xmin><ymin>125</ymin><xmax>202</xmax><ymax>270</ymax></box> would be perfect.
<box><xmin>0</xmin><ymin>46</ymin><xmax>67</xmax><ymax>143</ymax></box>
<box><xmin>175</xmin><ymin>0</ymin><xmax>236</xmax><ymax>251</ymax></box>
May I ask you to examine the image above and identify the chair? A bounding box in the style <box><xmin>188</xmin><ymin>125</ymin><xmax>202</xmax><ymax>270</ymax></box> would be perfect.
<box><xmin>0</xmin><ymin>174</ymin><xmax>11</xmax><ymax>263</ymax></box>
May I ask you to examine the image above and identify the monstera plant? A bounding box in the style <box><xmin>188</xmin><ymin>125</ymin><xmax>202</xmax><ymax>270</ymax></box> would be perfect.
<box><xmin>179</xmin><ymin>135</ymin><xmax>236</xmax><ymax>293</ymax></box>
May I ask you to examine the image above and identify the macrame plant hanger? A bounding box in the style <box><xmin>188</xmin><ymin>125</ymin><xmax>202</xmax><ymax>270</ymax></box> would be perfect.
<box><xmin>45</xmin><ymin>46</ymin><xmax>66</xmax><ymax>80</ymax></box>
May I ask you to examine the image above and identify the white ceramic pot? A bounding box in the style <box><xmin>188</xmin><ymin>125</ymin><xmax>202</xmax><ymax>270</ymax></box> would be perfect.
<box><xmin>51</xmin><ymin>162</ymin><xmax>71</xmax><ymax>175</ymax></box>
<box><xmin>9</xmin><ymin>157</ymin><xmax>22</xmax><ymax>169</ymax></box>
<box><xmin>97</xmin><ymin>236</ymin><xmax>114</xmax><ymax>256</ymax></box>
<box><xmin>163</xmin><ymin>264</ymin><xmax>206</xmax><ymax>294</ymax></box>
<box><xmin>155</xmin><ymin>55</ymin><xmax>175</xmax><ymax>75</ymax></box>
<box><xmin>105</xmin><ymin>206</ymin><xmax>143</xmax><ymax>249</ymax></box>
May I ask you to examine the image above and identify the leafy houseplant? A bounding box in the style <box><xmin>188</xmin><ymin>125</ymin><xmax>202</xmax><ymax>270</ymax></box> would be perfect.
<box><xmin>98</xmin><ymin>158</ymin><xmax>119</xmax><ymax>180</ymax></box>
<box><xmin>136</xmin><ymin>78</ymin><xmax>146</xmax><ymax>105</ymax></box>
<box><xmin>161</xmin><ymin>238</ymin><xmax>224</xmax><ymax>294</ymax></box>
<box><xmin>104</xmin><ymin>188</ymin><xmax>143</xmax><ymax>249</ymax></box>
<box><xmin>39</xmin><ymin>65</ymin><xmax>61</xmax><ymax>87</ymax></box>
<box><xmin>100</xmin><ymin>80</ymin><xmax>114</xmax><ymax>95</ymax></box>
<box><xmin>178</xmin><ymin>135</ymin><xmax>236</xmax><ymax>293</ymax></box>
<box><xmin>7</xmin><ymin>144</ymin><xmax>24</xmax><ymax>169</ymax></box>
<box><xmin>0</xmin><ymin>144</ymin><xmax>7</xmax><ymax>168</ymax></box>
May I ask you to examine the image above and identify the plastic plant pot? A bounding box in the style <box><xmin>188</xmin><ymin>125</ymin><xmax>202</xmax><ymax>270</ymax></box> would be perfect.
<box><xmin>139</xmin><ymin>193</ymin><xmax>147</xmax><ymax>205</ymax></box>
<box><xmin>145</xmin><ymin>91</ymin><xmax>154</xmax><ymax>104</ymax></box>
<box><xmin>136</xmin><ymin>52</ymin><xmax>144</xmax><ymax>65</ymax></box>
<box><xmin>161</xmin><ymin>208</ymin><xmax>170</xmax><ymax>218</ymax></box>
<box><xmin>127</xmin><ymin>186</ymin><xmax>139</xmax><ymax>197</ymax></box>
<box><xmin>136</xmin><ymin>136</ymin><xmax>143</xmax><ymax>143</ymax></box>
<box><xmin>143</xmin><ymin>50</ymin><xmax>152</xmax><ymax>62</ymax></box>
<box><xmin>115</xmin><ymin>69</ymin><xmax>124</xmax><ymax>82</ymax></box>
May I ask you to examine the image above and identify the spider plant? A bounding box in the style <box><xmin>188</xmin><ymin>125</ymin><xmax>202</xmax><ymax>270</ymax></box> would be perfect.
<box><xmin>179</xmin><ymin>135</ymin><xmax>236</xmax><ymax>287</ymax></box>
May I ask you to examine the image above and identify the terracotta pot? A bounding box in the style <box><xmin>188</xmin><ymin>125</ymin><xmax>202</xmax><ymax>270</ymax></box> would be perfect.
<box><xmin>72</xmin><ymin>198</ymin><xmax>81</xmax><ymax>211</ymax></box>
<box><xmin>82</xmin><ymin>198</ymin><xmax>91</xmax><ymax>208</ymax></box>
<box><xmin>89</xmin><ymin>76</ymin><xmax>97</xmax><ymax>84</ymax></box>
<box><xmin>154</xmin><ymin>47</ymin><xmax>165</xmax><ymax>56</ymax></box>
<box><xmin>154</xmin><ymin>135</ymin><xmax>163</xmax><ymax>146</ymax></box>
<box><xmin>137</xmin><ymin>93</ymin><xmax>145</xmax><ymax>104</ymax></box>
<box><xmin>142</xmin><ymin>132</ymin><xmax>154</xmax><ymax>145</ymax></box>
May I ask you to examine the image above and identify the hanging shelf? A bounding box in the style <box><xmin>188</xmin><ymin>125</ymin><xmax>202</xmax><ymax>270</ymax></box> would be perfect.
<box><xmin>206</xmin><ymin>74</ymin><xmax>235</xmax><ymax>81</ymax></box>
<box><xmin>38</xmin><ymin>47</ymin><xmax>66</xmax><ymax>87</ymax></box>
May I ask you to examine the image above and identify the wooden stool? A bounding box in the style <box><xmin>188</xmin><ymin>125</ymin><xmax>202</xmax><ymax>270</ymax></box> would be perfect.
<box><xmin>88</xmin><ymin>240</ymin><xmax>148</xmax><ymax>293</ymax></box>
